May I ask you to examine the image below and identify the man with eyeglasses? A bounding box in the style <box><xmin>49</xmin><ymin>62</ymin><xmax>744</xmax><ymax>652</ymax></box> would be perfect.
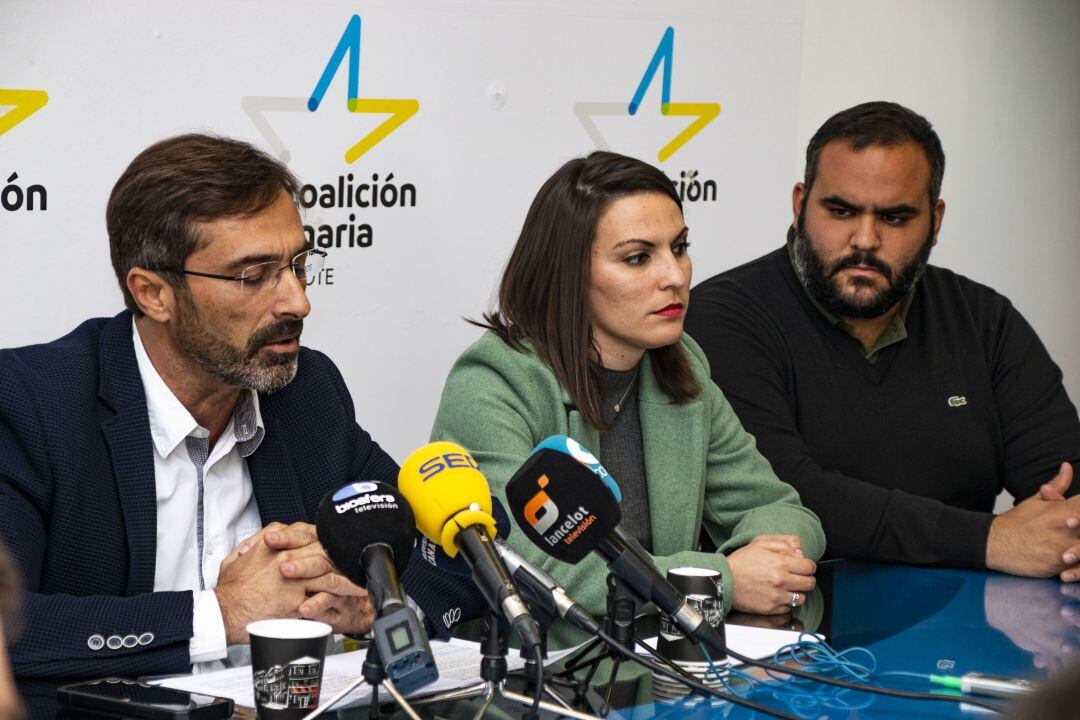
<box><xmin>0</xmin><ymin>134</ymin><xmax>458</xmax><ymax>680</ymax></box>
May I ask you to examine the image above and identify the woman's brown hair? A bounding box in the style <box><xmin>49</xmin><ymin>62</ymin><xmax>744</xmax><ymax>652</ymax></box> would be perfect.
<box><xmin>476</xmin><ymin>151</ymin><xmax>699</xmax><ymax>431</ymax></box>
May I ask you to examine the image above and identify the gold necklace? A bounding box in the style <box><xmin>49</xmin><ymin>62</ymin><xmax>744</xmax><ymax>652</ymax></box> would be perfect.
<box><xmin>612</xmin><ymin>369</ymin><xmax>640</xmax><ymax>414</ymax></box>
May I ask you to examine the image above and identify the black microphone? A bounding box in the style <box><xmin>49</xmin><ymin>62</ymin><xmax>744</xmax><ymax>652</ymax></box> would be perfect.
<box><xmin>316</xmin><ymin>481</ymin><xmax>438</xmax><ymax>694</ymax></box>
<box><xmin>398</xmin><ymin>442</ymin><xmax>543</xmax><ymax>653</ymax></box>
<box><xmin>505</xmin><ymin>449</ymin><xmax>726</xmax><ymax>656</ymax></box>
<box><xmin>494</xmin><ymin>538</ymin><xmax>602</xmax><ymax>635</ymax></box>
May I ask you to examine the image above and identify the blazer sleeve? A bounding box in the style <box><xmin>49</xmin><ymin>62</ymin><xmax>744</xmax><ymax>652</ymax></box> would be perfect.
<box><xmin>0</xmin><ymin>366</ymin><xmax>194</xmax><ymax>679</ymax></box>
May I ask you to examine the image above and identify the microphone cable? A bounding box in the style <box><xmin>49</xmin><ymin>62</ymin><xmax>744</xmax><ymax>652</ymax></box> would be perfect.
<box><xmin>528</xmin><ymin>644</ymin><xmax>543</xmax><ymax>720</ymax></box>
<box><xmin>590</xmin><ymin>629</ymin><xmax>807</xmax><ymax>720</ymax></box>
<box><xmin>719</xmin><ymin>639</ymin><xmax>1006</xmax><ymax>714</ymax></box>
<box><xmin>632</xmin><ymin>633</ymin><xmax>1007</xmax><ymax>716</ymax></box>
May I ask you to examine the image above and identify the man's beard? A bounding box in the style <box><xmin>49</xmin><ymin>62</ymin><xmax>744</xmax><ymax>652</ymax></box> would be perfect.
<box><xmin>791</xmin><ymin>215</ymin><xmax>934</xmax><ymax>320</ymax></box>
<box><xmin>174</xmin><ymin>293</ymin><xmax>302</xmax><ymax>393</ymax></box>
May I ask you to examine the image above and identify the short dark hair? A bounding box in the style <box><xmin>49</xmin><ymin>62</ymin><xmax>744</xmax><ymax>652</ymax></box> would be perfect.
<box><xmin>477</xmin><ymin>150</ymin><xmax>699</xmax><ymax>431</ymax></box>
<box><xmin>803</xmin><ymin>101</ymin><xmax>946</xmax><ymax>204</ymax></box>
<box><xmin>106</xmin><ymin>133</ymin><xmax>302</xmax><ymax>314</ymax></box>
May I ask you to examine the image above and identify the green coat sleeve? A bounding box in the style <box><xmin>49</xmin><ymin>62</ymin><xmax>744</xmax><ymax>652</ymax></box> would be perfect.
<box><xmin>430</xmin><ymin>334</ymin><xmax>620</xmax><ymax>617</ymax></box>
<box><xmin>683</xmin><ymin>336</ymin><xmax>826</xmax><ymax>566</ymax></box>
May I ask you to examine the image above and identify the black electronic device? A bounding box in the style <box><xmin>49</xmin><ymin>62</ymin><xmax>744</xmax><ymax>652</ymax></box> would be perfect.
<box><xmin>506</xmin><ymin>447</ymin><xmax>726</xmax><ymax>653</ymax></box>
<box><xmin>57</xmin><ymin>678</ymin><xmax>233</xmax><ymax>720</ymax></box>
<box><xmin>315</xmin><ymin>481</ymin><xmax>438</xmax><ymax>695</ymax></box>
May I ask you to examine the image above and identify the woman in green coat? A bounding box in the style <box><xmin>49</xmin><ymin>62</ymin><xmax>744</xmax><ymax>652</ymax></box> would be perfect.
<box><xmin>431</xmin><ymin>151</ymin><xmax>824</xmax><ymax>619</ymax></box>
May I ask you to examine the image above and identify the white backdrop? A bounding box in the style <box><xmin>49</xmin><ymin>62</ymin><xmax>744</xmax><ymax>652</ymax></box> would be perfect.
<box><xmin>2</xmin><ymin>0</ymin><xmax>1078</xmax><ymax>465</ymax></box>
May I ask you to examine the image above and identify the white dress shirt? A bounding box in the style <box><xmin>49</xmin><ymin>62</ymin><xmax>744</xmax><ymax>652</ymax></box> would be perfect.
<box><xmin>132</xmin><ymin>320</ymin><xmax>265</xmax><ymax>672</ymax></box>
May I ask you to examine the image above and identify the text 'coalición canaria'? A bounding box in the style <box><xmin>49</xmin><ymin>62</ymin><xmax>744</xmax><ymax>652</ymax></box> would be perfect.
<box><xmin>300</xmin><ymin>172</ymin><xmax>416</xmax><ymax>249</ymax></box>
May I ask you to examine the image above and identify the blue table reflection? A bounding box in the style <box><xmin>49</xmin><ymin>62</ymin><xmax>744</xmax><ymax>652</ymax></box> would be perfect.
<box><xmin>622</xmin><ymin>560</ymin><xmax>1080</xmax><ymax>719</ymax></box>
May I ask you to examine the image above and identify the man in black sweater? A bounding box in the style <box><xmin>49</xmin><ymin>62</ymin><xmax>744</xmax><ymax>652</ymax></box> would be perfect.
<box><xmin>685</xmin><ymin>101</ymin><xmax>1080</xmax><ymax>581</ymax></box>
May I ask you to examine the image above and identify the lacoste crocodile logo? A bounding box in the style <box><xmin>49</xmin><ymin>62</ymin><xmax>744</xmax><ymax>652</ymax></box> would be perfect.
<box><xmin>947</xmin><ymin>396</ymin><xmax>967</xmax><ymax>407</ymax></box>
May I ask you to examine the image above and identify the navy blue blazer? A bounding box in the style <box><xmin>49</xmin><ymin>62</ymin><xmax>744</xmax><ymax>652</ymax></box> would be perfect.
<box><xmin>0</xmin><ymin>311</ymin><xmax>468</xmax><ymax>680</ymax></box>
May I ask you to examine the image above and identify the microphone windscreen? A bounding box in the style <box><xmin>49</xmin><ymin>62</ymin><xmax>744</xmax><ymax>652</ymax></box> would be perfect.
<box><xmin>398</xmin><ymin>441</ymin><xmax>498</xmax><ymax>555</ymax></box>
<box><xmin>530</xmin><ymin>435</ymin><xmax>622</xmax><ymax>502</ymax></box>
<box><xmin>316</xmin><ymin>481</ymin><xmax>415</xmax><ymax>587</ymax></box>
<box><xmin>505</xmin><ymin>449</ymin><xmax>621</xmax><ymax>564</ymax></box>
<box><xmin>415</xmin><ymin>496</ymin><xmax>512</xmax><ymax>576</ymax></box>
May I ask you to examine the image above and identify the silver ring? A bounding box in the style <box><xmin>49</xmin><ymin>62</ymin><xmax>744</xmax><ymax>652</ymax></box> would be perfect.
<box><xmin>790</xmin><ymin>591</ymin><xmax>800</xmax><ymax>608</ymax></box>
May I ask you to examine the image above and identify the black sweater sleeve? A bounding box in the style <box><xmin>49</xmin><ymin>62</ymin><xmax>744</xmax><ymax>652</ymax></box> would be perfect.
<box><xmin>685</xmin><ymin>280</ymin><xmax>995</xmax><ymax>569</ymax></box>
<box><xmin>982</xmin><ymin>296</ymin><xmax>1080</xmax><ymax>501</ymax></box>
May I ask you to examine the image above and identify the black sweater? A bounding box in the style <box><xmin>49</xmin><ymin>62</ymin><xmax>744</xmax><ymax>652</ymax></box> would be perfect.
<box><xmin>685</xmin><ymin>247</ymin><xmax>1080</xmax><ymax>569</ymax></box>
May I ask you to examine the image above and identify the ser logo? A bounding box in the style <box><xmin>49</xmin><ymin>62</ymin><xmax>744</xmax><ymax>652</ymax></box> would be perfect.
<box><xmin>417</xmin><ymin>451</ymin><xmax>480</xmax><ymax>481</ymax></box>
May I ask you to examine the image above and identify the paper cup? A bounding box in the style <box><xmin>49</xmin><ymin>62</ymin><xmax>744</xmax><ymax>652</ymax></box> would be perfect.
<box><xmin>248</xmin><ymin>619</ymin><xmax>333</xmax><ymax>720</ymax></box>
<box><xmin>657</xmin><ymin>567</ymin><xmax>726</xmax><ymax>665</ymax></box>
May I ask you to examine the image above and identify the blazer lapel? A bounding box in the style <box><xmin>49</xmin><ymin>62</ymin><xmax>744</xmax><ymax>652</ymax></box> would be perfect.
<box><xmin>637</xmin><ymin>357</ymin><xmax>706</xmax><ymax>557</ymax></box>
<box><xmin>246</xmin><ymin>411</ymin><xmax>307</xmax><ymax>524</ymax></box>
<box><xmin>98</xmin><ymin>312</ymin><xmax>158</xmax><ymax>593</ymax></box>
<box><xmin>567</xmin><ymin>411</ymin><xmax>601</xmax><ymax>463</ymax></box>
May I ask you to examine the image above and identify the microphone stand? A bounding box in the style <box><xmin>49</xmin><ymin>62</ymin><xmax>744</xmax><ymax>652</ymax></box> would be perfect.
<box><xmin>465</xmin><ymin>609</ymin><xmax>602</xmax><ymax>720</ymax></box>
<box><xmin>301</xmin><ymin>640</ymin><xmax>423</xmax><ymax>720</ymax></box>
<box><xmin>553</xmin><ymin>573</ymin><xmax>644</xmax><ymax>715</ymax></box>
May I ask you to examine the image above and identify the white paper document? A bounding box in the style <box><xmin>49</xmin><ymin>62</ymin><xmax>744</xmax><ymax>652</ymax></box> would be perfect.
<box><xmin>152</xmin><ymin>638</ymin><xmax>577</xmax><ymax>710</ymax></box>
<box><xmin>153</xmin><ymin>626</ymin><xmax>815</xmax><ymax>709</ymax></box>
<box><xmin>638</xmin><ymin>625</ymin><xmax>820</xmax><ymax>665</ymax></box>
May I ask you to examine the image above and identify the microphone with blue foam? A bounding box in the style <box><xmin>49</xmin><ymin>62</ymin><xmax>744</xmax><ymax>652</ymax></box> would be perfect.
<box><xmin>315</xmin><ymin>481</ymin><xmax>438</xmax><ymax>695</ymax></box>
<box><xmin>529</xmin><ymin>435</ymin><xmax>621</xmax><ymax>502</ymax></box>
<box><xmin>398</xmin><ymin>442</ymin><xmax>543</xmax><ymax>653</ymax></box>
<box><xmin>505</xmin><ymin>437</ymin><xmax>727</xmax><ymax>658</ymax></box>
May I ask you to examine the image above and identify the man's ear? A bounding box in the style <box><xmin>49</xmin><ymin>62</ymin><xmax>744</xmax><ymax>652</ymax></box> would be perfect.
<box><xmin>931</xmin><ymin>198</ymin><xmax>946</xmax><ymax>247</ymax></box>
<box><xmin>127</xmin><ymin>268</ymin><xmax>177</xmax><ymax>322</ymax></box>
<box><xmin>792</xmin><ymin>182</ymin><xmax>806</xmax><ymax>229</ymax></box>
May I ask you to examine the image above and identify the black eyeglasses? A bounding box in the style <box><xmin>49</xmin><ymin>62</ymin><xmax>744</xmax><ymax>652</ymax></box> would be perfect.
<box><xmin>153</xmin><ymin>248</ymin><xmax>327</xmax><ymax>295</ymax></box>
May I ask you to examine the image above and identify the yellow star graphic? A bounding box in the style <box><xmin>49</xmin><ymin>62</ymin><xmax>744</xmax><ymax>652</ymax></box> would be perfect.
<box><xmin>0</xmin><ymin>89</ymin><xmax>48</xmax><ymax>139</ymax></box>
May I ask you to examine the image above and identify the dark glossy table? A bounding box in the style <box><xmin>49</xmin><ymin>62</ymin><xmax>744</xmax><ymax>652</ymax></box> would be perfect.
<box><xmin>595</xmin><ymin>560</ymin><xmax>1080</xmax><ymax>719</ymax></box>
<box><xmin>18</xmin><ymin>561</ymin><xmax>1080</xmax><ymax>719</ymax></box>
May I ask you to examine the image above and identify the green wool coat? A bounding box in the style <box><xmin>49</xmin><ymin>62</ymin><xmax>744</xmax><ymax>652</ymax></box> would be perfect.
<box><xmin>430</xmin><ymin>330</ymin><xmax>825</xmax><ymax>616</ymax></box>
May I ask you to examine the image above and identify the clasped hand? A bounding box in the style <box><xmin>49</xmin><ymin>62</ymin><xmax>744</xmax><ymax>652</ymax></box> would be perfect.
<box><xmin>988</xmin><ymin>462</ymin><xmax>1080</xmax><ymax>582</ymax></box>
<box><xmin>727</xmin><ymin>534</ymin><xmax>816</xmax><ymax>615</ymax></box>
<box><xmin>214</xmin><ymin>521</ymin><xmax>374</xmax><ymax>645</ymax></box>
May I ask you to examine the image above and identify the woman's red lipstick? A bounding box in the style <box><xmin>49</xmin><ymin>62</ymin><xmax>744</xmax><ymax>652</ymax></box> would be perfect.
<box><xmin>654</xmin><ymin>303</ymin><xmax>684</xmax><ymax>318</ymax></box>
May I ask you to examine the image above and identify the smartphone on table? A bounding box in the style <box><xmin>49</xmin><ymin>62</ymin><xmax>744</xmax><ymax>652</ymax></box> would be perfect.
<box><xmin>57</xmin><ymin>677</ymin><xmax>234</xmax><ymax>719</ymax></box>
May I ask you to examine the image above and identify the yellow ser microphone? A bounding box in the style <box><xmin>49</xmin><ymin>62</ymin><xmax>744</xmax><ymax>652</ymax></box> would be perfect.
<box><xmin>398</xmin><ymin>441</ymin><xmax>498</xmax><ymax>555</ymax></box>
<box><xmin>399</xmin><ymin>442</ymin><xmax>542</xmax><ymax>651</ymax></box>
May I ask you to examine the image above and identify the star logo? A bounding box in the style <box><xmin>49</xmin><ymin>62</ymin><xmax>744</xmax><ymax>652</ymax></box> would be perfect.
<box><xmin>244</xmin><ymin>15</ymin><xmax>418</xmax><ymax>163</ymax></box>
<box><xmin>0</xmin><ymin>89</ymin><xmax>49</xmax><ymax>139</ymax></box>
<box><xmin>575</xmin><ymin>27</ymin><xmax>720</xmax><ymax>162</ymax></box>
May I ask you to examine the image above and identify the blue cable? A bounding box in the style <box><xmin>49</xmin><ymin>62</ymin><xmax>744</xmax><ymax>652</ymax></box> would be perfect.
<box><xmin>695</xmin><ymin>633</ymin><xmax>935</xmax><ymax>718</ymax></box>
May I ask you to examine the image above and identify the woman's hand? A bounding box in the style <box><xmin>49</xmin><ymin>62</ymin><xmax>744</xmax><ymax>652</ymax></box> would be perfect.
<box><xmin>727</xmin><ymin>535</ymin><xmax>816</xmax><ymax>615</ymax></box>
